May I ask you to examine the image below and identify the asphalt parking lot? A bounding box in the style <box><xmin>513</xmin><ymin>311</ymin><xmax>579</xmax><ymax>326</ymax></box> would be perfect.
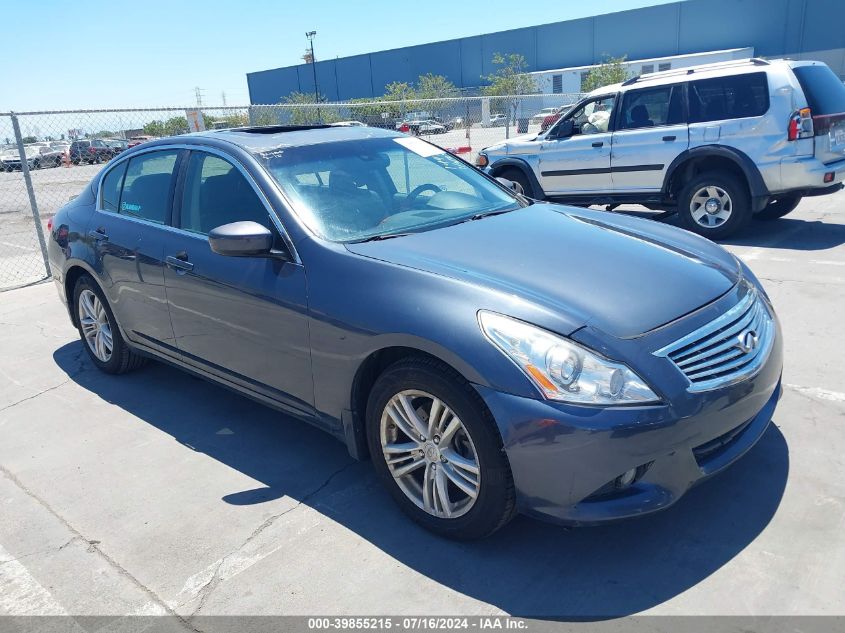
<box><xmin>1</xmin><ymin>190</ymin><xmax>844</xmax><ymax>624</ymax></box>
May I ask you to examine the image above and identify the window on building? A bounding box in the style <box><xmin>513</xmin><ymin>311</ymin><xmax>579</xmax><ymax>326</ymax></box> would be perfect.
<box><xmin>688</xmin><ymin>72</ymin><xmax>770</xmax><ymax>123</ymax></box>
<box><xmin>658</xmin><ymin>63</ymin><xmax>671</xmax><ymax>72</ymax></box>
<box><xmin>552</xmin><ymin>75</ymin><xmax>563</xmax><ymax>94</ymax></box>
<box><xmin>641</xmin><ymin>64</ymin><xmax>654</xmax><ymax>75</ymax></box>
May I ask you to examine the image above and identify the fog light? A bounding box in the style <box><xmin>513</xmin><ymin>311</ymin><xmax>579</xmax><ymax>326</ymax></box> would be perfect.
<box><xmin>824</xmin><ymin>172</ymin><xmax>835</xmax><ymax>183</ymax></box>
<box><xmin>617</xmin><ymin>468</ymin><xmax>638</xmax><ymax>488</ymax></box>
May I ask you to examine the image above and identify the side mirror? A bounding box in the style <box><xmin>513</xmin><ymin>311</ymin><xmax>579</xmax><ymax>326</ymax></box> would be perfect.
<box><xmin>495</xmin><ymin>177</ymin><xmax>519</xmax><ymax>192</ymax></box>
<box><xmin>553</xmin><ymin>119</ymin><xmax>574</xmax><ymax>139</ymax></box>
<box><xmin>208</xmin><ymin>221</ymin><xmax>273</xmax><ymax>257</ymax></box>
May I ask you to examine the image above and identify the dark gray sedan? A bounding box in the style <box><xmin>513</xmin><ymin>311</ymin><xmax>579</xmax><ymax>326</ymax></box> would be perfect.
<box><xmin>47</xmin><ymin>125</ymin><xmax>782</xmax><ymax>538</ymax></box>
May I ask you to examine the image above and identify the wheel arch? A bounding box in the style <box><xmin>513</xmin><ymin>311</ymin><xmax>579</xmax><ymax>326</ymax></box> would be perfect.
<box><xmin>663</xmin><ymin>146</ymin><xmax>769</xmax><ymax>210</ymax></box>
<box><xmin>63</xmin><ymin>261</ymin><xmax>100</xmax><ymax>327</ymax></box>
<box><xmin>488</xmin><ymin>158</ymin><xmax>545</xmax><ymax>199</ymax></box>
<box><xmin>346</xmin><ymin>344</ymin><xmax>490</xmax><ymax>461</ymax></box>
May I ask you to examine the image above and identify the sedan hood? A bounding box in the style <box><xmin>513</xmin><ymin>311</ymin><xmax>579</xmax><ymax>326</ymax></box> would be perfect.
<box><xmin>346</xmin><ymin>204</ymin><xmax>740</xmax><ymax>338</ymax></box>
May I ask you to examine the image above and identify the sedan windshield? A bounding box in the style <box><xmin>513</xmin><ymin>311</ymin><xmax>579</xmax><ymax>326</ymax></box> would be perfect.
<box><xmin>257</xmin><ymin>136</ymin><xmax>523</xmax><ymax>242</ymax></box>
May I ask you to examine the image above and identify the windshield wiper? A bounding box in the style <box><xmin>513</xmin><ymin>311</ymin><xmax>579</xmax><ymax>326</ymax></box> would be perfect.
<box><xmin>353</xmin><ymin>231</ymin><xmax>414</xmax><ymax>243</ymax></box>
<box><xmin>458</xmin><ymin>205</ymin><xmax>522</xmax><ymax>224</ymax></box>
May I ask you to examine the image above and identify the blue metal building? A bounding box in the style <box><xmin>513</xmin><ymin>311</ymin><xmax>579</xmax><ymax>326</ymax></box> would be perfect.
<box><xmin>247</xmin><ymin>0</ymin><xmax>845</xmax><ymax>104</ymax></box>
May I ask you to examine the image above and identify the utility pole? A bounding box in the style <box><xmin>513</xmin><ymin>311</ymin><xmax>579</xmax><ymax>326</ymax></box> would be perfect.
<box><xmin>194</xmin><ymin>86</ymin><xmax>205</xmax><ymax>108</ymax></box>
<box><xmin>305</xmin><ymin>31</ymin><xmax>321</xmax><ymax>123</ymax></box>
<box><xmin>221</xmin><ymin>91</ymin><xmax>227</xmax><ymax>106</ymax></box>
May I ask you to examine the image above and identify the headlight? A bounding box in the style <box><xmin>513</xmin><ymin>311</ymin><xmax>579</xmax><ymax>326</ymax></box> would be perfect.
<box><xmin>478</xmin><ymin>311</ymin><xmax>659</xmax><ymax>405</ymax></box>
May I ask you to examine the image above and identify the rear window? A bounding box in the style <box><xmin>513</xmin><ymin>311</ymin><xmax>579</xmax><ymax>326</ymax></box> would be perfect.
<box><xmin>688</xmin><ymin>72</ymin><xmax>770</xmax><ymax>123</ymax></box>
<box><xmin>792</xmin><ymin>65</ymin><xmax>845</xmax><ymax>115</ymax></box>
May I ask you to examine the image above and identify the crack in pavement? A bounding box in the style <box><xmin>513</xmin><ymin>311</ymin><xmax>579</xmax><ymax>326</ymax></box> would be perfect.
<box><xmin>0</xmin><ymin>464</ymin><xmax>201</xmax><ymax>632</ymax></box>
<box><xmin>187</xmin><ymin>459</ymin><xmax>359</xmax><ymax>618</ymax></box>
<box><xmin>0</xmin><ymin>348</ymin><xmax>86</xmax><ymax>415</ymax></box>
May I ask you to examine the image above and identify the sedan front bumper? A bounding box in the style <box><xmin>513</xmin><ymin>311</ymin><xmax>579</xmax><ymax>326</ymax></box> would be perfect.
<box><xmin>475</xmin><ymin>333</ymin><xmax>783</xmax><ymax>525</ymax></box>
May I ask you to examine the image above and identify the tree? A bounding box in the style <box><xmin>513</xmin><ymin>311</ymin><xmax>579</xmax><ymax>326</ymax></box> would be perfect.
<box><xmin>281</xmin><ymin>91</ymin><xmax>341</xmax><ymax>124</ymax></box>
<box><xmin>92</xmin><ymin>130</ymin><xmax>115</xmax><ymax>138</ymax></box>
<box><xmin>415</xmin><ymin>73</ymin><xmax>457</xmax><ymax>100</ymax></box>
<box><xmin>481</xmin><ymin>53</ymin><xmax>536</xmax><ymax>97</ymax></box>
<box><xmin>142</xmin><ymin>120</ymin><xmax>165</xmax><ymax>136</ymax></box>
<box><xmin>141</xmin><ymin>116</ymin><xmax>188</xmax><ymax>137</ymax></box>
<box><xmin>581</xmin><ymin>55</ymin><xmax>629</xmax><ymax>92</ymax></box>
<box><xmin>22</xmin><ymin>136</ymin><xmax>38</xmax><ymax>144</ymax></box>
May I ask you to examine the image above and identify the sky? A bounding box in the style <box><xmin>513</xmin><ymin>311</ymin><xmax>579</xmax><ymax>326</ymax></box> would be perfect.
<box><xmin>0</xmin><ymin>0</ymin><xmax>678</xmax><ymax>112</ymax></box>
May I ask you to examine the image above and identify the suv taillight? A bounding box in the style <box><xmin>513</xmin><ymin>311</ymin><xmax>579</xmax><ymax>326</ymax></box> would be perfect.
<box><xmin>788</xmin><ymin>107</ymin><xmax>814</xmax><ymax>141</ymax></box>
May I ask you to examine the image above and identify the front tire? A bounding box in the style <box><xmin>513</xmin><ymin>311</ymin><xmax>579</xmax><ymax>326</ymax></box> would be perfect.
<box><xmin>73</xmin><ymin>275</ymin><xmax>146</xmax><ymax>374</ymax></box>
<box><xmin>498</xmin><ymin>167</ymin><xmax>535</xmax><ymax>199</ymax></box>
<box><xmin>756</xmin><ymin>193</ymin><xmax>802</xmax><ymax>220</ymax></box>
<box><xmin>678</xmin><ymin>171</ymin><xmax>750</xmax><ymax>239</ymax></box>
<box><xmin>366</xmin><ymin>357</ymin><xmax>516</xmax><ymax>539</ymax></box>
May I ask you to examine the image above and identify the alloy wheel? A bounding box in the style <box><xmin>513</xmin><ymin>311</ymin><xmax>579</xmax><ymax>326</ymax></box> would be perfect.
<box><xmin>690</xmin><ymin>185</ymin><xmax>733</xmax><ymax>228</ymax></box>
<box><xmin>379</xmin><ymin>389</ymin><xmax>481</xmax><ymax>519</ymax></box>
<box><xmin>78</xmin><ymin>289</ymin><xmax>113</xmax><ymax>362</ymax></box>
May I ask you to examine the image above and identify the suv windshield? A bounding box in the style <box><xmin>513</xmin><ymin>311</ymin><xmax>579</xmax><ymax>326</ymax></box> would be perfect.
<box><xmin>257</xmin><ymin>136</ymin><xmax>522</xmax><ymax>242</ymax></box>
<box><xmin>792</xmin><ymin>64</ymin><xmax>845</xmax><ymax>115</ymax></box>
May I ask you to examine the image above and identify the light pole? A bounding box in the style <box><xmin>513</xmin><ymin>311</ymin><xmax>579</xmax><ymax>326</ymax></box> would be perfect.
<box><xmin>305</xmin><ymin>30</ymin><xmax>321</xmax><ymax>123</ymax></box>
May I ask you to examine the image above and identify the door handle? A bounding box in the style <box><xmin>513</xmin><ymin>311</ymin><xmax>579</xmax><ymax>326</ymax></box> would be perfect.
<box><xmin>166</xmin><ymin>253</ymin><xmax>194</xmax><ymax>273</ymax></box>
<box><xmin>662</xmin><ymin>135</ymin><xmax>677</xmax><ymax>142</ymax></box>
<box><xmin>88</xmin><ymin>227</ymin><xmax>108</xmax><ymax>241</ymax></box>
<box><xmin>592</xmin><ymin>141</ymin><xmax>604</xmax><ymax>148</ymax></box>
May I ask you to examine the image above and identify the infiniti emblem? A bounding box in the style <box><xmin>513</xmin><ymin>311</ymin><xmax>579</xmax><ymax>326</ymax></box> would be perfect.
<box><xmin>736</xmin><ymin>329</ymin><xmax>759</xmax><ymax>354</ymax></box>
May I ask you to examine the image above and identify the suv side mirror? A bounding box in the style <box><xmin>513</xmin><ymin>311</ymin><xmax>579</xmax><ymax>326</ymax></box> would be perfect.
<box><xmin>552</xmin><ymin>119</ymin><xmax>574</xmax><ymax>139</ymax></box>
<box><xmin>208</xmin><ymin>221</ymin><xmax>273</xmax><ymax>257</ymax></box>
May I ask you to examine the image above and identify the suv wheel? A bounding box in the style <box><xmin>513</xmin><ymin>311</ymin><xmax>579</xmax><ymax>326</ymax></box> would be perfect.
<box><xmin>73</xmin><ymin>275</ymin><xmax>146</xmax><ymax>374</ymax></box>
<box><xmin>679</xmin><ymin>172</ymin><xmax>750</xmax><ymax>239</ymax></box>
<box><xmin>756</xmin><ymin>194</ymin><xmax>802</xmax><ymax>221</ymax></box>
<box><xmin>498</xmin><ymin>168</ymin><xmax>535</xmax><ymax>198</ymax></box>
<box><xmin>366</xmin><ymin>357</ymin><xmax>516</xmax><ymax>539</ymax></box>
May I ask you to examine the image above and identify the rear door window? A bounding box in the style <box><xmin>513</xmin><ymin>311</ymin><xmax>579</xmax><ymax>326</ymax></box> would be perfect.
<box><xmin>688</xmin><ymin>72</ymin><xmax>769</xmax><ymax>123</ymax></box>
<box><xmin>100</xmin><ymin>162</ymin><xmax>127</xmax><ymax>212</ymax></box>
<box><xmin>119</xmin><ymin>150</ymin><xmax>180</xmax><ymax>224</ymax></box>
<box><xmin>792</xmin><ymin>65</ymin><xmax>845</xmax><ymax>115</ymax></box>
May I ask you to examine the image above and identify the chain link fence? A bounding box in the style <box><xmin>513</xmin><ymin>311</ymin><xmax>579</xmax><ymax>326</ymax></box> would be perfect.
<box><xmin>0</xmin><ymin>92</ymin><xmax>582</xmax><ymax>291</ymax></box>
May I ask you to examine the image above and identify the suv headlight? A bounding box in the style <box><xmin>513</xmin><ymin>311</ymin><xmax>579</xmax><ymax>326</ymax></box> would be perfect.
<box><xmin>478</xmin><ymin>311</ymin><xmax>659</xmax><ymax>405</ymax></box>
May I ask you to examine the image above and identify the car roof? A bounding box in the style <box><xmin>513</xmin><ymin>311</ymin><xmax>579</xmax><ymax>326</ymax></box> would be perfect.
<box><xmin>183</xmin><ymin>124</ymin><xmax>403</xmax><ymax>153</ymax></box>
<box><xmin>586</xmin><ymin>57</ymin><xmax>802</xmax><ymax>97</ymax></box>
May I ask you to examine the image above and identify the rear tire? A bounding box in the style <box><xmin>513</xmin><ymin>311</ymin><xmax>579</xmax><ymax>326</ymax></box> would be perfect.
<box><xmin>756</xmin><ymin>193</ymin><xmax>802</xmax><ymax>220</ymax></box>
<box><xmin>366</xmin><ymin>357</ymin><xmax>516</xmax><ymax>539</ymax></box>
<box><xmin>498</xmin><ymin>167</ymin><xmax>535</xmax><ymax>199</ymax></box>
<box><xmin>678</xmin><ymin>171</ymin><xmax>750</xmax><ymax>240</ymax></box>
<box><xmin>73</xmin><ymin>275</ymin><xmax>146</xmax><ymax>375</ymax></box>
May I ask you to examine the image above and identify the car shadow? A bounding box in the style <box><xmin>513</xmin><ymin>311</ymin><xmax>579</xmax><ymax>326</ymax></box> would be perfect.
<box><xmin>53</xmin><ymin>341</ymin><xmax>789</xmax><ymax>619</ymax></box>
<box><xmin>609</xmin><ymin>204</ymin><xmax>845</xmax><ymax>251</ymax></box>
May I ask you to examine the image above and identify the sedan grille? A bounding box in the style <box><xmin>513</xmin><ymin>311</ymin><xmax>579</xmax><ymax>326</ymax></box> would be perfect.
<box><xmin>654</xmin><ymin>288</ymin><xmax>774</xmax><ymax>392</ymax></box>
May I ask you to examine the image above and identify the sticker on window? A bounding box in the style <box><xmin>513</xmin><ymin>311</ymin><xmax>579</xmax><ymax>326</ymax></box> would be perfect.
<box><xmin>393</xmin><ymin>137</ymin><xmax>444</xmax><ymax>157</ymax></box>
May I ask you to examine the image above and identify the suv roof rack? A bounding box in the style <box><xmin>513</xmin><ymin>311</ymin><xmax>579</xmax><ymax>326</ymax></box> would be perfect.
<box><xmin>617</xmin><ymin>57</ymin><xmax>772</xmax><ymax>88</ymax></box>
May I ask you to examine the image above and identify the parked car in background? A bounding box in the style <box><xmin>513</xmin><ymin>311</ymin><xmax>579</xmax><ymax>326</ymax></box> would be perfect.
<box><xmin>48</xmin><ymin>125</ymin><xmax>782</xmax><ymax>539</ymax></box>
<box><xmin>415</xmin><ymin>119</ymin><xmax>447</xmax><ymax>135</ymax></box>
<box><xmin>0</xmin><ymin>146</ymin><xmax>38</xmax><ymax>171</ymax></box>
<box><xmin>29</xmin><ymin>143</ymin><xmax>64</xmax><ymax>168</ymax></box>
<box><xmin>69</xmin><ymin>139</ymin><xmax>113</xmax><ymax>164</ymax></box>
<box><xmin>540</xmin><ymin>106</ymin><xmax>568</xmax><ymax>132</ymax></box>
<box><xmin>331</xmin><ymin>121</ymin><xmax>366</xmax><ymax>127</ymax></box>
<box><xmin>478</xmin><ymin>58</ymin><xmax>845</xmax><ymax>239</ymax></box>
<box><xmin>482</xmin><ymin>113</ymin><xmax>508</xmax><ymax>128</ymax></box>
<box><xmin>127</xmin><ymin>135</ymin><xmax>156</xmax><ymax>148</ymax></box>
<box><xmin>530</xmin><ymin>107</ymin><xmax>559</xmax><ymax>126</ymax></box>
<box><xmin>50</xmin><ymin>141</ymin><xmax>71</xmax><ymax>152</ymax></box>
<box><xmin>102</xmin><ymin>139</ymin><xmax>129</xmax><ymax>156</ymax></box>
<box><xmin>444</xmin><ymin>116</ymin><xmax>465</xmax><ymax>130</ymax></box>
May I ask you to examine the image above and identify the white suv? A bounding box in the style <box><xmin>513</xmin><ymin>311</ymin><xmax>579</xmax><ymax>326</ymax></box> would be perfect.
<box><xmin>477</xmin><ymin>58</ymin><xmax>845</xmax><ymax>239</ymax></box>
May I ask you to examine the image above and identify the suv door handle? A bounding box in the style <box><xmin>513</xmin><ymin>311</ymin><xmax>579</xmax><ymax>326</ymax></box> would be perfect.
<box><xmin>166</xmin><ymin>253</ymin><xmax>194</xmax><ymax>273</ymax></box>
<box><xmin>662</xmin><ymin>135</ymin><xmax>677</xmax><ymax>142</ymax></box>
<box><xmin>591</xmin><ymin>141</ymin><xmax>604</xmax><ymax>147</ymax></box>
<box><xmin>88</xmin><ymin>227</ymin><xmax>108</xmax><ymax>241</ymax></box>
